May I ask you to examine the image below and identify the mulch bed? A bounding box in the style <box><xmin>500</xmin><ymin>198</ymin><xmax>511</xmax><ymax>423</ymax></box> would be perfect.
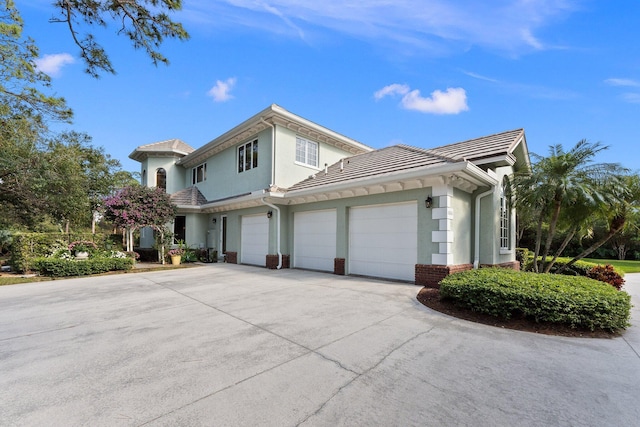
<box><xmin>416</xmin><ymin>287</ymin><xmax>619</xmax><ymax>338</ymax></box>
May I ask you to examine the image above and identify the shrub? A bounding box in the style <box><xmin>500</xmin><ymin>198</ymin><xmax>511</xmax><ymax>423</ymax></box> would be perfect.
<box><xmin>515</xmin><ymin>248</ymin><xmax>530</xmax><ymax>269</ymax></box>
<box><xmin>9</xmin><ymin>232</ymin><xmax>109</xmax><ymax>273</ymax></box>
<box><xmin>587</xmin><ymin>265</ymin><xmax>625</xmax><ymax>290</ymax></box>
<box><xmin>33</xmin><ymin>257</ymin><xmax>134</xmax><ymax>277</ymax></box>
<box><xmin>439</xmin><ymin>268</ymin><xmax>631</xmax><ymax>332</ymax></box>
<box><xmin>524</xmin><ymin>257</ymin><xmax>598</xmax><ymax>276</ymax></box>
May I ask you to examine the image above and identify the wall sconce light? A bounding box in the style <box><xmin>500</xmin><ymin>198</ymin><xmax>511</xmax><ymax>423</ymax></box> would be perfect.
<box><xmin>267</xmin><ymin>211</ymin><xmax>273</xmax><ymax>219</ymax></box>
<box><xmin>425</xmin><ymin>196</ymin><xmax>433</xmax><ymax>208</ymax></box>
<box><xmin>212</xmin><ymin>218</ymin><xmax>217</xmax><ymax>224</ymax></box>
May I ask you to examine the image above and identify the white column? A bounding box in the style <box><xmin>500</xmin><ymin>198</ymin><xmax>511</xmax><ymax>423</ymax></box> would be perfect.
<box><xmin>431</xmin><ymin>183</ymin><xmax>454</xmax><ymax>265</ymax></box>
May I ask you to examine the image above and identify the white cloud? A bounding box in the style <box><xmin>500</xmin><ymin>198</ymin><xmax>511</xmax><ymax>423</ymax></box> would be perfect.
<box><xmin>375</xmin><ymin>84</ymin><xmax>468</xmax><ymax>114</ymax></box>
<box><xmin>185</xmin><ymin>1</ymin><xmax>579</xmax><ymax>54</ymax></box>
<box><xmin>622</xmin><ymin>93</ymin><xmax>640</xmax><ymax>104</ymax></box>
<box><xmin>207</xmin><ymin>77</ymin><xmax>237</xmax><ymax>102</ymax></box>
<box><xmin>402</xmin><ymin>87</ymin><xmax>469</xmax><ymax>114</ymax></box>
<box><xmin>34</xmin><ymin>53</ymin><xmax>75</xmax><ymax>77</ymax></box>
<box><xmin>374</xmin><ymin>83</ymin><xmax>410</xmax><ymax>100</ymax></box>
<box><xmin>605</xmin><ymin>78</ymin><xmax>640</xmax><ymax>87</ymax></box>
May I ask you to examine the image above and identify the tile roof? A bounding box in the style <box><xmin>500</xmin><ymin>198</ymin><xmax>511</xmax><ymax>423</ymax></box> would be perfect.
<box><xmin>286</xmin><ymin>129</ymin><xmax>525</xmax><ymax>193</ymax></box>
<box><xmin>287</xmin><ymin>145</ymin><xmax>458</xmax><ymax>192</ymax></box>
<box><xmin>129</xmin><ymin>139</ymin><xmax>194</xmax><ymax>161</ymax></box>
<box><xmin>170</xmin><ymin>186</ymin><xmax>208</xmax><ymax>206</ymax></box>
<box><xmin>425</xmin><ymin>129</ymin><xmax>524</xmax><ymax>162</ymax></box>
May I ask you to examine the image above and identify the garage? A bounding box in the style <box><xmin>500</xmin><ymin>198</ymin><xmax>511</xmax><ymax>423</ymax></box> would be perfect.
<box><xmin>293</xmin><ymin>209</ymin><xmax>337</xmax><ymax>272</ymax></box>
<box><xmin>241</xmin><ymin>214</ymin><xmax>269</xmax><ymax>266</ymax></box>
<box><xmin>349</xmin><ymin>202</ymin><xmax>417</xmax><ymax>281</ymax></box>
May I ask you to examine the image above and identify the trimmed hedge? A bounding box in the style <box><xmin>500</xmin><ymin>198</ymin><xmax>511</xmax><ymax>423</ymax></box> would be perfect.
<box><xmin>33</xmin><ymin>257</ymin><xmax>134</xmax><ymax>277</ymax></box>
<box><xmin>439</xmin><ymin>268</ymin><xmax>631</xmax><ymax>332</ymax></box>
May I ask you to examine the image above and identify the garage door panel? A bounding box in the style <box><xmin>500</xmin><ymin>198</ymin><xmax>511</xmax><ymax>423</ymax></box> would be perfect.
<box><xmin>294</xmin><ymin>210</ymin><xmax>336</xmax><ymax>272</ymax></box>
<box><xmin>241</xmin><ymin>215</ymin><xmax>269</xmax><ymax>266</ymax></box>
<box><xmin>349</xmin><ymin>202</ymin><xmax>417</xmax><ymax>281</ymax></box>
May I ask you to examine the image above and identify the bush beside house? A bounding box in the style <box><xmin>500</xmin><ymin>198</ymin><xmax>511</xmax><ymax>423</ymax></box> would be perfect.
<box><xmin>439</xmin><ymin>268</ymin><xmax>631</xmax><ymax>332</ymax></box>
<box><xmin>9</xmin><ymin>233</ymin><xmax>133</xmax><ymax>275</ymax></box>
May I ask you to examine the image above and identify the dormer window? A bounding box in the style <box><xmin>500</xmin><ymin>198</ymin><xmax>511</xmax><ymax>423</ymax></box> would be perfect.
<box><xmin>238</xmin><ymin>139</ymin><xmax>258</xmax><ymax>173</ymax></box>
<box><xmin>192</xmin><ymin>163</ymin><xmax>206</xmax><ymax>184</ymax></box>
<box><xmin>296</xmin><ymin>137</ymin><xmax>318</xmax><ymax>168</ymax></box>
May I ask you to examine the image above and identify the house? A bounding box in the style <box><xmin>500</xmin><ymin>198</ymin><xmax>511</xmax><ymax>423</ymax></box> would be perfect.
<box><xmin>129</xmin><ymin>104</ymin><xmax>530</xmax><ymax>286</ymax></box>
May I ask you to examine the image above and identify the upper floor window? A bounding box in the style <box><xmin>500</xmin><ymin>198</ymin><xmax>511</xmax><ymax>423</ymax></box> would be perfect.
<box><xmin>156</xmin><ymin>168</ymin><xmax>166</xmax><ymax>191</ymax></box>
<box><xmin>296</xmin><ymin>137</ymin><xmax>318</xmax><ymax>168</ymax></box>
<box><xmin>499</xmin><ymin>177</ymin><xmax>511</xmax><ymax>250</ymax></box>
<box><xmin>238</xmin><ymin>139</ymin><xmax>258</xmax><ymax>173</ymax></box>
<box><xmin>192</xmin><ymin>163</ymin><xmax>206</xmax><ymax>184</ymax></box>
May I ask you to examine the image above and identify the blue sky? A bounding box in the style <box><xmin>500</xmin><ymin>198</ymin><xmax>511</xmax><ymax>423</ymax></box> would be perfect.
<box><xmin>19</xmin><ymin>0</ymin><xmax>640</xmax><ymax>173</ymax></box>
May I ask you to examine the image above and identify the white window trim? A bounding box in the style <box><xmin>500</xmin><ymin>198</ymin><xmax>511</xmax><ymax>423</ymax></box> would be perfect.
<box><xmin>294</xmin><ymin>160</ymin><xmax>322</xmax><ymax>171</ymax></box>
<box><xmin>238</xmin><ymin>139</ymin><xmax>258</xmax><ymax>173</ymax></box>
<box><xmin>499</xmin><ymin>178</ymin><xmax>511</xmax><ymax>251</ymax></box>
<box><xmin>192</xmin><ymin>163</ymin><xmax>207</xmax><ymax>184</ymax></box>
<box><xmin>295</xmin><ymin>136</ymin><xmax>319</xmax><ymax>168</ymax></box>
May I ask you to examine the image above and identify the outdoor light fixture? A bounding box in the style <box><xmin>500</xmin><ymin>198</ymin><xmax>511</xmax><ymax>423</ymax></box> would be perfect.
<box><xmin>212</xmin><ymin>218</ymin><xmax>217</xmax><ymax>224</ymax></box>
<box><xmin>425</xmin><ymin>196</ymin><xmax>433</xmax><ymax>208</ymax></box>
<box><xmin>267</xmin><ymin>211</ymin><xmax>273</xmax><ymax>218</ymax></box>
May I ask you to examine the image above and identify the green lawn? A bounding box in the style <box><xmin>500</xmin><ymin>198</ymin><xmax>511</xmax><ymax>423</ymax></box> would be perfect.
<box><xmin>584</xmin><ymin>258</ymin><xmax>640</xmax><ymax>274</ymax></box>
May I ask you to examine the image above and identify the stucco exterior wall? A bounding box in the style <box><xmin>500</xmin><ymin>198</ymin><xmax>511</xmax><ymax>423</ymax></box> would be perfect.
<box><xmin>273</xmin><ymin>126</ymin><xmax>359</xmax><ymax>189</ymax></box>
<box><xmin>452</xmin><ymin>188</ymin><xmax>472</xmax><ymax>265</ymax></box>
<box><xmin>183</xmin><ymin>214</ymin><xmax>210</xmax><ymax>250</ymax></box>
<box><xmin>475</xmin><ymin>166</ymin><xmax>516</xmax><ymax>266</ymax></box>
<box><xmin>190</xmin><ymin>129</ymin><xmax>273</xmax><ymax>201</ymax></box>
<box><xmin>141</xmin><ymin>157</ymin><xmax>186</xmax><ymax>194</ymax></box>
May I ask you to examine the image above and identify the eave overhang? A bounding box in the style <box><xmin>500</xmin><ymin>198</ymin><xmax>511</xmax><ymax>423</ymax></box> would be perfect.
<box><xmin>282</xmin><ymin>160</ymin><xmax>496</xmax><ymax>205</ymax></box>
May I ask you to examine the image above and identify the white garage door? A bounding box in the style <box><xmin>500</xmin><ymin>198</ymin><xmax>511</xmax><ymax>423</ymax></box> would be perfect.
<box><xmin>294</xmin><ymin>209</ymin><xmax>337</xmax><ymax>272</ymax></box>
<box><xmin>349</xmin><ymin>202</ymin><xmax>417</xmax><ymax>281</ymax></box>
<box><xmin>241</xmin><ymin>214</ymin><xmax>269</xmax><ymax>266</ymax></box>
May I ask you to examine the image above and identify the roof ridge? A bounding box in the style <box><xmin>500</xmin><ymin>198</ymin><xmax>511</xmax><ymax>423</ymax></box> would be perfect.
<box><xmin>437</xmin><ymin>128</ymin><xmax>524</xmax><ymax>149</ymax></box>
<box><xmin>397</xmin><ymin>144</ymin><xmax>463</xmax><ymax>163</ymax></box>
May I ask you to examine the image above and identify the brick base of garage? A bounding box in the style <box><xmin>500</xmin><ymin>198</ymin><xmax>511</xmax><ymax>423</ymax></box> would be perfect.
<box><xmin>415</xmin><ymin>264</ymin><xmax>473</xmax><ymax>288</ymax></box>
<box><xmin>225</xmin><ymin>252</ymin><xmax>238</xmax><ymax>264</ymax></box>
<box><xmin>334</xmin><ymin>258</ymin><xmax>345</xmax><ymax>275</ymax></box>
<box><xmin>415</xmin><ymin>261</ymin><xmax>521</xmax><ymax>288</ymax></box>
<box><xmin>266</xmin><ymin>254</ymin><xmax>290</xmax><ymax>269</ymax></box>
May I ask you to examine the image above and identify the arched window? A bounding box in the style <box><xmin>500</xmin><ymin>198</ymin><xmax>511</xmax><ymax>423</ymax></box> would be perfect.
<box><xmin>142</xmin><ymin>169</ymin><xmax>147</xmax><ymax>186</ymax></box>
<box><xmin>156</xmin><ymin>168</ymin><xmax>167</xmax><ymax>191</ymax></box>
<box><xmin>499</xmin><ymin>177</ymin><xmax>511</xmax><ymax>250</ymax></box>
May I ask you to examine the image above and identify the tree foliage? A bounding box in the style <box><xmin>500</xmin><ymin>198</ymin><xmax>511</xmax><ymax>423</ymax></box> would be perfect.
<box><xmin>0</xmin><ymin>0</ymin><xmax>72</xmax><ymax>122</ymax></box>
<box><xmin>0</xmin><ymin>130</ymin><xmax>134</xmax><ymax>230</ymax></box>
<box><xmin>50</xmin><ymin>0</ymin><xmax>189</xmax><ymax>77</ymax></box>
<box><xmin>103</xmin><ymin>185</ymin><xmax>176</xmax><ymax>251</ymax></box>
<box><xmin>513</xmin><ymin>140</ymin><xmax>631</xmax><ymax>273</ymax></box>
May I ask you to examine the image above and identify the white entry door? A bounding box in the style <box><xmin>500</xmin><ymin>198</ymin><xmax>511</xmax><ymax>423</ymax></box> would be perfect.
<box><xmin>293</xmin><ymin>209</ymin><xmax>337</xmax><ymax>272</ymax></box>
<box><xmin>241</xmin><ymin>214</ymin><xmax>269</xmax><ymax>266</ymax></box>
<box><xmin>349</xmin><ymin>202</ymin><xmax>417</xmax><ymax>281</ymax></box>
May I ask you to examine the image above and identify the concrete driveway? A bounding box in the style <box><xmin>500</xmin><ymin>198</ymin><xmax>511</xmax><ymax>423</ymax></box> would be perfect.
<box><xmin>1</xmin><ymin>264</ymin><xmax>639</xmax><ymax>426</ymax></box>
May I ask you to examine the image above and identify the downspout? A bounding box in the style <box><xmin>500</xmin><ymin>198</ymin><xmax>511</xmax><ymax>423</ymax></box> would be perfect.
<box><xmin>261</xmin><ymin>197</ymin><xmax>282</xmax><ymax>269</ymax></box>
<box><xmin>260</xmin><ymin>117</ymin><xmax>276</xmax><ymax>187</ymax></box>
<box><xmin>474</xmin><ymin>188</ymin><xmax>495</xmax><ymax>269</ymax></box>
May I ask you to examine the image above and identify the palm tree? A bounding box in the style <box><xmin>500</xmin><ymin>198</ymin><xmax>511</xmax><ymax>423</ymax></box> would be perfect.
<box><xmin>513</xmin><ymin>140</ymin><xmax>628</xmax><ymax>273</ymax></box>
<box><xmin>557</xmin><ymin>174</ymin><xmax>639</xmax><ymax>273</ymax></box>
